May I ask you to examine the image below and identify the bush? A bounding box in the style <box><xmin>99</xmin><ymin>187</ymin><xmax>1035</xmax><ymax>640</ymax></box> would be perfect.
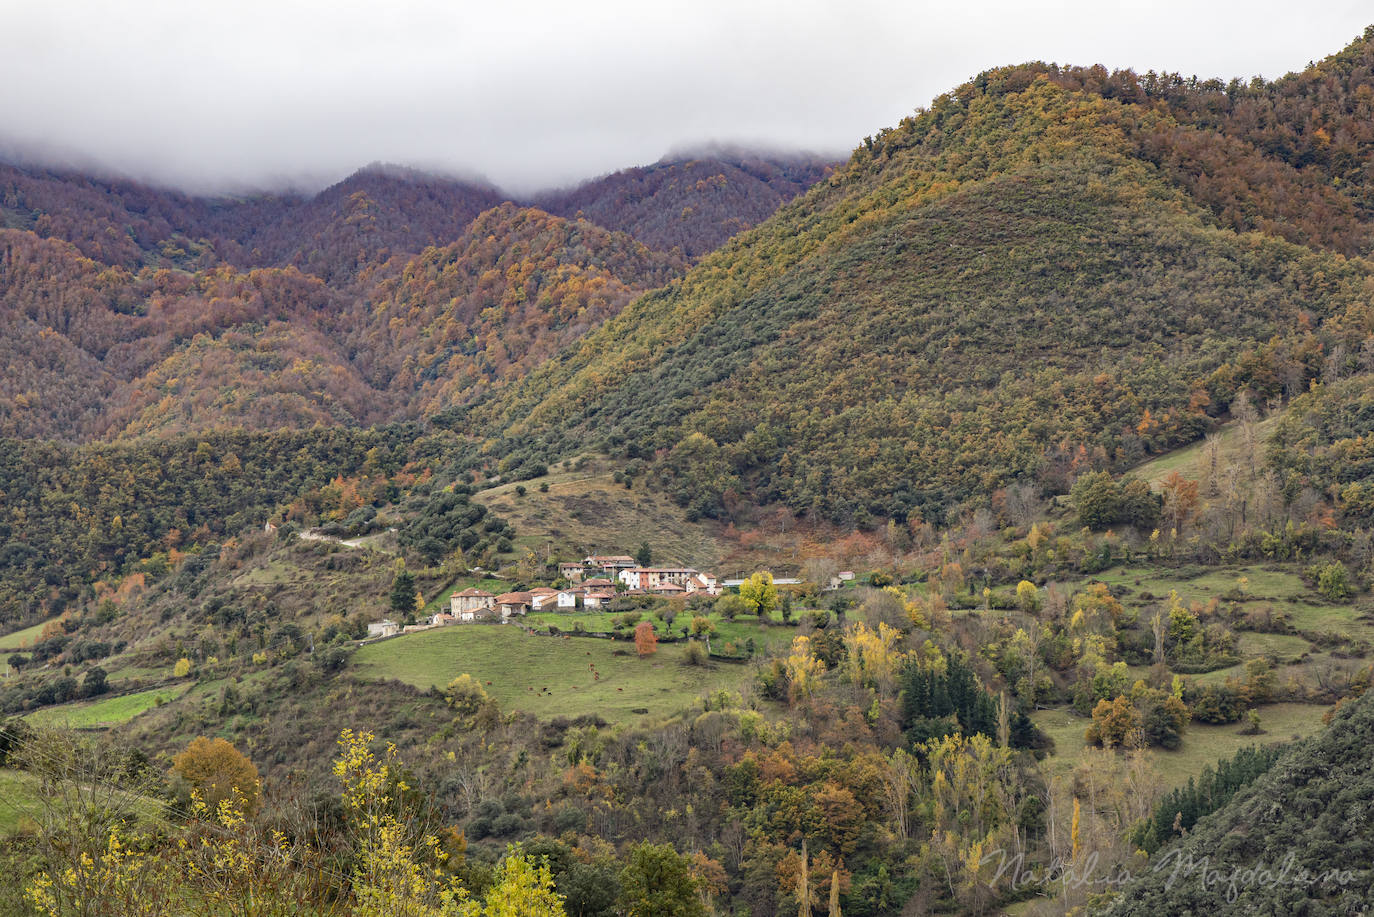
<box><xmin>1071</xmin><ymin>471</ymin><xmax>1161</xmax><ymax>530</ymax></box>
<box><xmin>1085</xmin><ymin>695</ymin><xmax>1140</xmax><ymax>747</ymax></box>
<box><xmin>715</xmin><ymin>594</ymin><xmax>749</xmax><ymax>620</ymax></box>
<box><xmin>1314</xmin><ymin>561</ymin><xmax>1353</xmax><ymax>601</ymax></box>
<box><xmin>79</xmin><ymin>666</ymin><xmax>109</xmax><ymax>698</ymax></box>
<box><xmin>171</xmin><ymin>736</ymin><xmax>260</xmax><ymax>814</ymax></box>
<box><xmin>683</xmin><ymin>642</ymin><xmax>708</xmax><ymax>666</ymax></box>
<box><xmin>552</xmin><ymin>806</ymin><xmax>586</xmax><ymax>834</ymax></box>
<box><xmin>490</xmin><ymin>812</ymin><xmax>525</xmax><ymax>837</ymax></box>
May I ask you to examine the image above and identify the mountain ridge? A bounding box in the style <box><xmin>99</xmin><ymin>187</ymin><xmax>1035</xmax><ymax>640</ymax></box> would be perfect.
<box><xmin>470</xmin><ymin>40</ymin><xmax>1374</xmax><ymax>524</ymax></box>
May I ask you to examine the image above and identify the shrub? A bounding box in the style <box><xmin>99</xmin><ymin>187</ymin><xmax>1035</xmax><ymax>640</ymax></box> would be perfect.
<box><xmin>170</xmin><ymin>736</ymin><xmax>260</xmax><ymax>814</ymax></box>
<box><xmin>1315</xmin><ymin>561</ymin><xmax>1353</xmax><ymax>601</ymax></box>
<box><xmin>490</xmin><ymin>812</ymin><xmax>525</xmax><ymax>837</ymax></box>
<box><xmin>552</xmin><ymin>805</ymin><xmax>585</xmax><ymax>834</ymax></box>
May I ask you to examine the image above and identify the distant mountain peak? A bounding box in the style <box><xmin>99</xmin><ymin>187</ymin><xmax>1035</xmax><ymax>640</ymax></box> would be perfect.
<box><xmin>342</xmin><ymin>161</ymin><xmax>500</xmax><ymax>192</ymax></box>
<box><xmin>657</xmin><ymin>141</ymin><xmax>840</xmax><ymax>167</ymax></box>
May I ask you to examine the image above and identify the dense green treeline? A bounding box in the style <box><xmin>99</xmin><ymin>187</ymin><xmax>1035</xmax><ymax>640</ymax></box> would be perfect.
<box><xmin>1128</xmin><ymin>743</ymin><xmax>1286</xmax><ymax>854</ymax></box>
<box><xmin>0</xmin><ymin>425</ymin><xmax>473</xmax><ymax>624</ymax></box>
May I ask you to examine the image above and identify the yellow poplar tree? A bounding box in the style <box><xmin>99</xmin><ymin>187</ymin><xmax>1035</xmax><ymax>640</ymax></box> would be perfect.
<box><xmin>480</xmin><ymin>851</ymin><xmax>566</xmax><ymax>917</ymax></box>
<box><xmin>784</xmin><ymin>636</ymin><xmax>826</xmax><ymax>702</ymax></box>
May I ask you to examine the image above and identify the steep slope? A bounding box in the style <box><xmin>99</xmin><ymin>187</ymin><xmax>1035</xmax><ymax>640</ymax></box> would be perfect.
<box><xmin>0</xmin><ymin>230</ymin><xmax>141</xmax><ymax>437</ymax></box>
<box><xmin>1266</xmin><ymin>372</ymin><xmax>1374</xmax><ymax>526</ymax></box>
<box><xmin>204</xmin><ymin>164</ymin><xmax>506</xmax><ymax>283</ymax></box>
<box><xmin>477</xmin><ymin>58</ymin><xmax>1374</xmax><ymax>525</ymax></box>
<box><xmin>1102</xmin><ymin>689</ymin><xmax>1374</xmax><ymax>913</ymax></box>
<box><xmin>0</xmin><ymin>161</ymin><xmax>508</xmax><ymax>283</ymax></box>
<box><xmin>0</xmin><ymin>161</ymin><xmax>213</xmax><ymax>269</ymax></box>
<box><xmin>0</xmin><ymin>229</ymin><xmax>386</xmax><ymax>439</ymax></box>
<box><xmin>534</xmin><ymin>152</ymin><xmax>833</xmax><ymax>258</ymax></box>
<box><xmin>1</xmin><ymin>153</ymin><xmax>821</xmax><ymax>440</ymax></box>
<box><xmin>355</xmin><ymin>204</ymin><xmax>686</xmax><ymax>417</ymax></box>
<box><xmin>1138</xmin><ymin>24</ymin><xmax>1374</xmax><ymax>246</ymax></box>
<box><xmin>0</xmin><ymin>203</ymin><xmax>686</xmax><ymax>439</ymax></box>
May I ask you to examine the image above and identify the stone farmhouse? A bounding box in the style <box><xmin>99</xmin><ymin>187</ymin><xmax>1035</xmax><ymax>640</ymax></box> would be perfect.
<box><xmin>450</xmin><ymin>588</ymin><xmax>496</xmax><ymax>621</ymax></box>
<box><xmin>494</xmin><ymin>592</ymin><xmax>532</xmax><ymax>617</ymax></box>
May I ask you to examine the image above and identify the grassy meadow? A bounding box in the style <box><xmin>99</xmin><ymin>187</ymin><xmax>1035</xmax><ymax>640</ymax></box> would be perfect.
<box><xmin>0</xmin><ymin>620</ymin><xmax>51</xmax><ymax>652</ymax></box>
<box><xmin>24</xmin><ymin>684</ymin><xmax>192</xmax><ymax>730</ymax></box>
<box><xmin>524</xmin><ymin>608</ymin><xmax>800</xmax><ymax>654</ymax></box>
<box><xmin>1032</xmin><ymin>701</ymin><xmax>1329</xmax><ymax>788</ymax></box>
<box><xmin>352</xmin><ymin>624</ymin><xmax>760</xmax><ymax>723</ymax></box>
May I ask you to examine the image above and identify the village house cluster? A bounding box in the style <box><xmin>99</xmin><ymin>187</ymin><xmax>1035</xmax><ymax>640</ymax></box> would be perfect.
<box><xmin>367</xmin><ymin>554</ymin><xmax>722</xmax><ymax>637</ymax></box>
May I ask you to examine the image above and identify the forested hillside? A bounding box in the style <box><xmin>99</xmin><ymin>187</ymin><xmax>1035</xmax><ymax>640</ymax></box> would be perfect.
<box><xmin>536</xmin><ymin>152</ymin><xmax>834</xmax><ymax>258</ymax></box>
<box><xmin>353</xmin><ymin>204</ymin><xmax>686</xmax><ymax>416</ymax></box>
<box><xmin>477</xmin><ymin>28</ymin><xmax>1374</xmax><ymax>527</ymax></box>
<box><xmin>1104</xmin><ymin>688</ymin><xmax>1374</xmax><ymax>913</ymax></box>
<box><xmin>0</xmin><ymin>425</ymin><xmax>471</xmax><ymax>624</ymax></box>
<box><xmin>0</xmin><ymin>153</ymin><xmax>819</xmax><ymax>441</ymax></box>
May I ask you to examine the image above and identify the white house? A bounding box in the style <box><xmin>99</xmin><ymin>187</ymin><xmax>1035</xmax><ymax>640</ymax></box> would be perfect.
<box><xmin>531</xmin><ymin>591</ymin><xmax>561</xmax><ymax>611</ymax></box>
<box><xmin>684</xmin><ymin>574</ymin><xmax>721</xmax><ymax>596</ymax></box>
<box><xmin>556</xmin><ymin>590</ymin><xmax>580</xmax><ymax>609</ymax></box>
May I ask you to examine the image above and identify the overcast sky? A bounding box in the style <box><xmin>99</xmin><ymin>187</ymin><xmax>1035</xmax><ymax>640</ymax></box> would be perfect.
<box><xmin>1</xmin><ymin>1</ymin><xmax>1369</xmax><ymax>195</ymax></box>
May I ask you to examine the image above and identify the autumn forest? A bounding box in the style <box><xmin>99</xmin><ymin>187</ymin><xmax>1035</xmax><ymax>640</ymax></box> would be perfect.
<box><xmin>2</xmin><ymin>24</ymin><xmax>1374</xmax><ymax>917</ymax></box>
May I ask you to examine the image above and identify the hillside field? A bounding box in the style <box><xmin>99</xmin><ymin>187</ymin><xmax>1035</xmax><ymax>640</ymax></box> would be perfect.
<box><xmin>24</xmin><ymin>684</ymin><xmax>192</xmax><ymax>730</ymax></box>
<box><xmin>351</xmin><ymin>625</ymin><xmax>761</xmax><ymax>723</ymax></box>
<box><xmin>475</xmin><ymin>459</ymin><xmax>727</xmax><ymax>571</ymax></box>
<box><xmin>1032</xmin><ymin>700</ymin><xmax>1330</xmax><ymax>788</ymax></box>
